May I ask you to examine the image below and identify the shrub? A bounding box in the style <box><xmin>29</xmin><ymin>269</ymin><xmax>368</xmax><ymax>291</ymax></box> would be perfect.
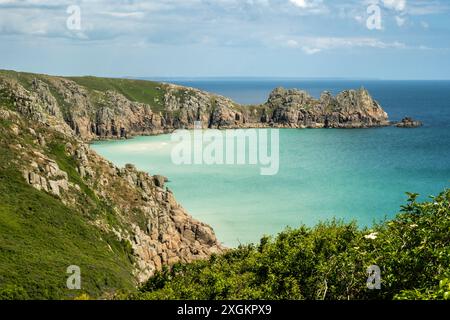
<box><xmin>132</xmin><ymin>190</ymin><xmax>450</xmax><ymax>300</ymax></box>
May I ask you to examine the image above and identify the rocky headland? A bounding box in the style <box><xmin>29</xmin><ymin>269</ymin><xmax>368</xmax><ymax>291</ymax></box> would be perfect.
<box><xmin>0</xmin><ymin>71</ymin><xmax>394</xmax><ymax>142</ymax></box>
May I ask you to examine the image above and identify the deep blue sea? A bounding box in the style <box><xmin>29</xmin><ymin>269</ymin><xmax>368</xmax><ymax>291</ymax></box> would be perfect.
<box><xmin>92</xmin><ymin>80</ymin><xmax>450</xmax><ymax>247</ymax></box>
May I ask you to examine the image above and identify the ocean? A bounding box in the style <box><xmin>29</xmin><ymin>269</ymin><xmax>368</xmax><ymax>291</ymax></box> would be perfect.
<box><xmin>92</xmin><ymin>80</ymin><xmax>450</xmax><ymax>247</ymax></box>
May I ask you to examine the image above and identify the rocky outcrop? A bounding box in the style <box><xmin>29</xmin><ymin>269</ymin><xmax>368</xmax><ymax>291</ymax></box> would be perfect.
<box><xmin>162</xmin><ymin>84</ymin><xmax>248</xmax><ymax>129</ymax></box>
<box><xmin>68</xmin><ymin>143</ymin><xmax>222</xmax><ymax>283</ymax></box>
<box><xmin>396</xmin><ymin>117</ymin><xmax>423</xmax><ymax>128</ymax></box>
<box><xmin>22</xmin><ymin>151</ymin><xmax>69</xmax><ymax>197</ymax></box>
<box><xmin>1</xmin><ymin>74</ymin><xmax>223</xmax><ymax>285</ymax></box>
<box><xmin>265</xmin><ymin>87</ymin><xmax>390</xmax><ymax>128</ymax></box>
<box><xmin>4</xmin><ymin>115</ymin><xmax>222</xmax><ymax>284</ymax></box>
<box><xmin>47</xmin><ymin>78</ymin><xmax>167</xmax><ymax>139</ymax></box>
<box><xmin>1</xmin><ymin>74</ymin><xmax>394</xmax><ymax>143</ymax></box>
<box><xmin>153</xmin><ymin>175</ymin><xmax>168</xmax><ymax>188</ymax></box>
<box><xmin>158</xmin><ymin>86</ymin><xmax>391</xmax><ymax>130</ymax></box>
<box><xmin>69</xmin><ymin>147</ymin><xmax>222</xmax><ymax>283</ymax></box>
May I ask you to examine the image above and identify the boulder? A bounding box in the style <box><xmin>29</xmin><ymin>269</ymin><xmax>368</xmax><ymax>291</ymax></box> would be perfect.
<box><xmin>153</xmin><ymin>175</ymin><xmax>168</xmax><ymax>188</ymax></box>
<box><xmin>396</xmin><ymin>117</ymin><xmax>423</xmax><ymax>128</ymax></box>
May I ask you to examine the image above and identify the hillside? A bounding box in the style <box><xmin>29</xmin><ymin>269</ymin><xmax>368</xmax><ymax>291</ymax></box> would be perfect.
<box><xmin>0</xmin><ymin>71</ymin><xmax>223</xmax><ymax>299</ymax></box>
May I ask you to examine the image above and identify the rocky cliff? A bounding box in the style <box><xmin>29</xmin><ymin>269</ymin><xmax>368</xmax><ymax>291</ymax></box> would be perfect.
<box><xmin>0</xmin><ymin>70</ymin><xmax>391</xmax><ymax>142</ymax></box>
<box><xmin>265</xmin><ymin>87</ymin><xmax>389</xmax><ymax>128</ymax></box>
<box><xmin>0</xmin><ymin>71</ymin><xmax>223</xmax><ymax>297</ymax></box>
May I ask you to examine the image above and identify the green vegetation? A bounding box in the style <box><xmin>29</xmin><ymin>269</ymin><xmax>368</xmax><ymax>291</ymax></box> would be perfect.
<box><xmin>172</xmin><ymin>88</ymin><xmax>193</xmax><ymax>105</ymax></box>
<box><xmin>0</xmin><ymin>117</ymin><xmax>136</xmax><ymax>300</ymax></box>
<box><xmin>0</xmin><ymin>89</ymin><xmax>15</xmax><ymax>111</ymax></box>
<box><xmin>0</xmin><ymin>69</ymin><xmax>167</xmax><ymax>113</ymax></box>
<box><xmin>68</xmin><ymin>76</ymin><xmax>166</xmax><ymax>112</ymax></box>
<box><xmin>0</xmin><ymin>146</ymin><xmax>136</xmax><ymax>299</ymax></box>
<box><xmin>395</xmin><ymin>278</ymin><xmax>450</xmax><ymax>300</ymax></box>
<box><xmin>129</xmin><ymin>190</ymin><xmax>450</xmax><ymax>300</ymax></box>
<box><xmin>0</xmin><ymin>69</ymin><xmax>34</xmax><ymax>90</ymax></box>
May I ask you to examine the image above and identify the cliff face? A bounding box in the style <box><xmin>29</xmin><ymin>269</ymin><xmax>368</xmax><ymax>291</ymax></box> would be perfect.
<box><xmin>266</xmin><ymin>87</ymin><xmax>389</xmax><ymax>128</ymax></box>
<box><xmin>1</xmin><ymin>71</ymin><xmax>390</xmax><ymax>142</ymax></box>
<box><xmin>152</xmin><ymin>85</ymin><xmax>390</xmax><ymax>131</ymax></box>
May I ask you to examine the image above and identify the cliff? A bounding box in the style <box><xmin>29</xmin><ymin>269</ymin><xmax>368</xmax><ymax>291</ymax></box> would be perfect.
<box><xmin>0</xmin><ymin>71</ymin><xmax>222</xmax><ymax>298</ymax></box>
<box><xmin>265</xmin><ymin>87</ymin><xmax>389</xmax><ymax>128</ymax></box>
<box><xmin>0</xmin><ymin>70</ymin><xmax>390</xmax><ymax>142</ymax></box>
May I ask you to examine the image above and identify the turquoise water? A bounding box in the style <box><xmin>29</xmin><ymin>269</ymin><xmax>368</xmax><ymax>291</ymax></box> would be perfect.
<box><xmin>92</xmin><ymin>80</ymin><xmax>450</xmax><ymax>247</ymax></box>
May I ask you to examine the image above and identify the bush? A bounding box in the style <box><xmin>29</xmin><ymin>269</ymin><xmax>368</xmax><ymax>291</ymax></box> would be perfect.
<box><xmin>132</xmin><ymin>190</ymin><xmax>450</xmax><ymax>300</ymax></box>
<box><xmin>0</xmin><ymin>285</ymin><xmax>30</xmax><ymax>300</ymax></box>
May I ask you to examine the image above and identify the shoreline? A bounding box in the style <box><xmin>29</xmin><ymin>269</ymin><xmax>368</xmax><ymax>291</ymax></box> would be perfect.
<box><xmin>86</xmin><ymin>118</ymin><xmax>426</xmax><ymax>149</ymax></box>
<box><xmin>86</xmin><ymin>121</ymin><xmax>400</xmax><ymax>144</ymax></box>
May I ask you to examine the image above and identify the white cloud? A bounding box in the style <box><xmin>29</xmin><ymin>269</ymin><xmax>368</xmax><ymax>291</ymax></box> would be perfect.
<box><xmin>406</xmin><ymin>1</ymin><xmax>449</xmax><ymax>15</ymax></box>
<box><xmin>395</xmin><ymin>15</ymin><xmax>406</xmax><ymax>26</ymax></box>
<box><xmin>302</xmin><ymin>46</ymin><xmax>322</xmax><ymax>54</ymax></box>
<box><xmin>288</xmin><ymin>0</ymin><xmax>327</xmax><ymax>13</ymax></box>
<box><xmin>286</xmin><ymin>39</ymin><xmax>300</xmax><ymax>48</ymax></box>
<box><xmin>0</xmin><ymin>0</ymin><xmax>445</xmax><ymax>51</ymax></box>
<box><xmin>382</xmin><ymin>0</ymin><xmax>407</xmax><ymax>12</ymax></box>
<box><xmin>281</xmin><ymin>36</ymin><xmax>407</xmax><ymax>54</ymax></box>
<box><xmin>289</xmin><ymin>0</ymin><xmax>319</xmax><ymax>8</ymax></box>
<box><xmin>100</xmin><ymin>11</ymin><xmax>145</xmax><ymax>19</ymax></box>
<box><xmin>420</xmin><ymin>21</ymin><xmax>429</xmax><ymax>29</ymax></box>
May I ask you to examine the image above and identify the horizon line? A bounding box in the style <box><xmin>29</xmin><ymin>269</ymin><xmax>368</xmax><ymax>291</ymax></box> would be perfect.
<box><xmin>2</xmin><ymin>68</ymin><xmax>450</xmax><ymax>81</ymax></box>
<box><xmin>133</xmin><ymin>76</ymin><xmax>450</xmax><ymax>81</ymax></box>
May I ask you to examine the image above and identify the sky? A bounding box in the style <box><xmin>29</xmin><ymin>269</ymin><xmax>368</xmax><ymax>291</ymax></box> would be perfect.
<box><xmin>0</xmin><ymin>0</ymin><xmax>449</xmax><ymax>79</ymax></box>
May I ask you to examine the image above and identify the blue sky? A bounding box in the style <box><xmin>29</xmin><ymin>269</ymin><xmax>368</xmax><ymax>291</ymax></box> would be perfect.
<box><xmin>0</xmin><ymin>0</ymin><xmax>449</xmax><ymax>79</ymax></box>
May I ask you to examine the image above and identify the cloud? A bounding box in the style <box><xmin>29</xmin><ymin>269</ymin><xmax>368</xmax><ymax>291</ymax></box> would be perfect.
<box><xmin>382</xmin><ymin>0</ymin><xmax>407</xmax><ymax>12</ymax></box>
<box><xmin>289</xmin><ymin>0</ymin><xmax>321</xmax><ymax>8</ymax></box>
<box><xmin>281</xmin><ymin>36</ymin><xmax>408</xmax><ymax>54</ymax></box>
<box><xmin>0</xmin><ymin>0</ymin><xmax>446</xmax><ymax>51</ymax></box>
<box><xmin>100</xmin><ymin>12</ymin><xmax>145</xmax><ymax>19</ymax></box>
<box><xmin>406</xmin><ymin>1</ymin><xmax>449</xmax><ymax>15</ymax></box>
<box><xmin>302</xmin><ymin>46</ymin><xmax>322</xmax><ymax>54</ymax></box>
<box><xmin>420</xmin><ymin>21</ymin><xmax>429</xmax><ymax>29</ymax></box>
<box><xmin>286</xmin><ymin>39</ymin><xmax>300</xmax><ymax>48</ymax></box>
<box><xmin>0</xmin><ymin>0</ymin><xmax>327</xmax><ymax>43</ymax></box>
<box><xmin>395</xmin><ymin>16</ymin><xmax>406</xmax><ymax>26</ymax></box>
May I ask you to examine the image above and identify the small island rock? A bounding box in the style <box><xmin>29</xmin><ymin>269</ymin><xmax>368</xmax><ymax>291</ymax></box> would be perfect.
<box><xmin>396</xmin><ymin>117</ymin><xmax>423</xmax><ymax>128</ymax></box>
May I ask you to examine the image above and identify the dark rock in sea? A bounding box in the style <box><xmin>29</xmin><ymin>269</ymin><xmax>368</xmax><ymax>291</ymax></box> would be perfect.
<box><xmin>396</xmin><ymin>117</ymin><xmax>423</xmax><ymax>128</ymax></box>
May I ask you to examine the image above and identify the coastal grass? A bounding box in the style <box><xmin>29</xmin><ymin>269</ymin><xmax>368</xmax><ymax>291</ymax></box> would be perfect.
<box><xmin>68</xmin><ymin>76</ymin><xmax>166</xmax><ymax>112</ymax></box>
<box><xmin>0</xmin><ymin>152</ymin><xmax>136</xmax><ymax>299</ymax></box>
<box><xmin>0</xmin><ymin>69</ymin><xmax>167</xmax><ymax>113</ymax></box>
<box><xmin>0</xmin><ymin>119</ymin><xmax>136</xmax><ymax>300</ymax></box>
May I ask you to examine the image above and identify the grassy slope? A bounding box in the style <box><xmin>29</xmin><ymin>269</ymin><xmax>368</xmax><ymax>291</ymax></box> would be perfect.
<box><xmin>0</xmin><ymin>113</ymin><xmax>136</xmax><ymax>300</ymax></box>
<box><xmin>67</xmin><ymin>76</ymin><xmax>167</xmax><ymax>112</ymax></box>
<box><xmin>0</xmin><ymin>167</ymin><xmax>135</xmax><ymax>299</ymax></box>
<box><xmin>0</xmin><ymin>69</ymin><xmax>168</xmax><ymax>113</ymax></box>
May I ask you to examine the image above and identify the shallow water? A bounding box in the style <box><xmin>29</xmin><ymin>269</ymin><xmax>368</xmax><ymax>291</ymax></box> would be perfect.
<box><xmin>92</xmin><ymin>80</ymin><xmax>450</xmax><ymax>247</ymax></box>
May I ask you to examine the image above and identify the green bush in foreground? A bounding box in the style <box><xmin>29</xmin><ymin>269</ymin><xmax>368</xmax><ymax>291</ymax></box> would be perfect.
<box><xmin>129</xmin><ymin>190</ymin><xmax>450</xmax><ymax>300</ymax></box>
